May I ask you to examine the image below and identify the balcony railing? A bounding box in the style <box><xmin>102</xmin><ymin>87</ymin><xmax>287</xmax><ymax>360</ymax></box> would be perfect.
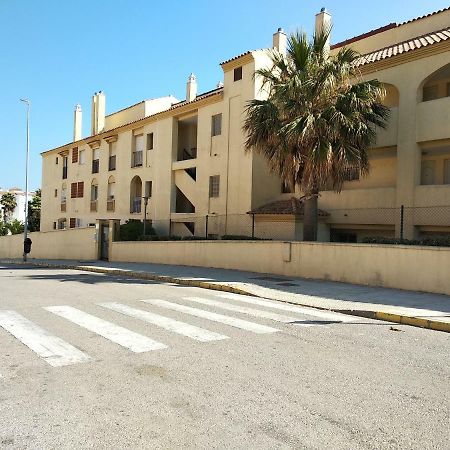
<box><xmin>131</xmin><ymin>197</ymin><xmax>142</xmax><ymax>213</ymax></box>
<box><xmin>107</xmin><ymin>198</ymin><xmax>115</xmax><ymax>212</ymax></box>
<box><xmin>92</xmin><ymin>159</ymin><xmax>99</xmax><ymax>174</ymax></box>
<box><xmin>90</xmin><ymin>200</ymin><xmax>98</xmax><ymax>212</ymax></box>
<box><xmin>62</xmin><ymin>167</ymin><xmax>68</xmax><ymax>179</ymax></box>
<box><xmin>109</xmin><ymin>155</ymin><xmax>116</xmax><ymax>171</ymax></box>
<box><xmin>132</xmin><ymin>151</ymin><xmax>143</xmax><ymax>167</ymax></box>
<box><xmin>60</xmin><ymin>201</ymin><xmax>66</xmax><ymax>212</ymax></box>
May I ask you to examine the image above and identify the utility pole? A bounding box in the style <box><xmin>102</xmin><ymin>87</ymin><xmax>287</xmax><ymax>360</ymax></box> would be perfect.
<box><xmin>20</xmin><ymin>99</ymin><xmax>30</xmax><ymax>262</ymax></box>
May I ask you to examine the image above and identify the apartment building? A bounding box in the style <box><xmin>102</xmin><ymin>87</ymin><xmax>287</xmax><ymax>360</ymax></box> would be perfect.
<box><xmin>0</xmin><ymin>188</ymin><xmax>35</xmax><ymax>223</ymax></box>
<box><xmin>40</xmin><ymin>7</ymin><xmax>450</xmax><ymax>242</ymax></box>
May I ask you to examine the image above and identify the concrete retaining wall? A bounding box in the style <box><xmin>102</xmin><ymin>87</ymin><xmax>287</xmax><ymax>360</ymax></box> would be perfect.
<box><xmin>0</xmin><ymin>227</ymin><xmax>97</xmax><ymax>261</ymax></box>
<box><xmin>111</xmin><ymin>240</ymin><xmax>450</xmax><ymax>296</ymax></box>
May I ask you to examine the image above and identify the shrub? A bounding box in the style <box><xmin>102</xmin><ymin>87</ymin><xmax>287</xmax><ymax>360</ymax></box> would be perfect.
<box><xmin>119</xmin><ymin>220</ymin><xmax>155</xmax><ymax>241</ymax></box>
<box><xmin>362</xmin><ymin>236</ymin><xmax>450</xmax><ymax>247</ymax></box>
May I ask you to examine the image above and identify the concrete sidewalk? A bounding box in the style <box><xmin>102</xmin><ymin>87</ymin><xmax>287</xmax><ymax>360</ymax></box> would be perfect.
<box><xmin>2</xmin><ymin>258</ymin><xmax>449</xmax><ymax>332</ymax></box>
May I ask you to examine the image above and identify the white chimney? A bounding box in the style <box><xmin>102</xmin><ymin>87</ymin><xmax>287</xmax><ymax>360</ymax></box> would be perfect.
<box><xmin>73</xmin><ymin>104</ymin><xmax>82</xmax><ymax>141</ymax></box>
<box><xmin>91</xmin><ymin>91</ymin><xmax>106</xmax><ymax>135</ymax></box>
<box><xmin>273</xmin><ymin>28</ymin><xmax>287</xmax><ymax>55</ymax></box>
<box><xmin>315</xmin><ymin>7</ymin><xmax>332</xmax><ymax>56</ymax></box>
<box><xmin>186</xmin><ymin>73</ymin><xmax>197</xmax><ymax>103</ymax></box>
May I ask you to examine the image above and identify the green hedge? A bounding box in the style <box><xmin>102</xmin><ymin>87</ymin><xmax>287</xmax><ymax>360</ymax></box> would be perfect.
<box><xmin>362</xmin><ymin>236</ymin><xmax>450</xmax><ymax>247</ymax></box>
<box><xmin>119</xmin><ymin>220</ymin><xmax>155</xmax><ymax>241</ymax></box>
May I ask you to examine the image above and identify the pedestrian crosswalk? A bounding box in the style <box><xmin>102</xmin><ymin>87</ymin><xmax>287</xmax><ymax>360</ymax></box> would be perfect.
<box><xmin>0</xmin><ymin>293</ymin><xmax>355</xmax><ymax>368</ymax></box>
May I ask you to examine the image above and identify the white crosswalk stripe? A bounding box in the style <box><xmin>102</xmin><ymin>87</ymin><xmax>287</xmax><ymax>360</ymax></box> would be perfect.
<box><xmin>141</xmin><ymin>299</ymin><xmax>279</xmax><ymax>334</ymax></box>
<box><xmin>0</xmin><ymin>310</ymin><xmax>91</xmax><ymax>367</ymax></box>
<box><xmin>182</xmin><ymin>296</ymin><xmax>312</xmax><ymax>325</ymax></box>
<box><xmin>44</xmin><ymin>306</ymin><xmax>167</xmax><ymax>353</ymax></box>
<box><xmin>99</xmin><ymin>302</ymin><xmax>229</xmax><ymax>342</ymax></box>
<box><xmin>218</xmin><ymin>293</ymin><xmax>357</xmax><ymax>323</ymax></box>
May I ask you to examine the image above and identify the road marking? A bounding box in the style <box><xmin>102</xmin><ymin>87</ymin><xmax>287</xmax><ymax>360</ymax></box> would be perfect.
<box><xmin>182</xmin><ymin>296</ymin><xmax>309</xmax><ymax>324</ymax></box>
<box><xmin>44</xmin><ymin>306</ymin><xmax>167</xmax><ymax>353</ymax></box>
<box><xmin>218</xmin><ymin>293</ymin><xmax>357</xmax><ymax>323</ymax></box>
<box><xmin>0</xmin><ymin>310</ymin><xmax>91</xmax><ymax>367</ymax></box>
<box><xmin>99</xmin><ymin>303</ymin><xmax>229</xmax><ymax>342</ymax></box>
<box><xmin>141</xmin><ymin>300</ymin><xmax>279</xmax><ymax>334</ymax></box>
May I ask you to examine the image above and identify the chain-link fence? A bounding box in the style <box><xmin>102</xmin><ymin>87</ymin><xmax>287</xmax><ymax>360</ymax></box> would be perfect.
<box><xmin>132</xmin><ymin>205</ymin><xmax>450</xmax><ymax>242</ymax></box>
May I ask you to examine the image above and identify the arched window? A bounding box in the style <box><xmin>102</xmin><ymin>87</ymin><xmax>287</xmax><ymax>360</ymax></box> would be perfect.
<box><xmin>107</xmin><ymin>176</ymin><xmax>116</xmax><ymax>212</ymax></box>
<box><xmin>130</xmin><ymin>176</ymin><xmax>142</xmax><ymax>213</ymax></box>
<box><xmin>420</xmin><ymin>63</ymin><xmax>450</xmax><ymax>102</ymax></box>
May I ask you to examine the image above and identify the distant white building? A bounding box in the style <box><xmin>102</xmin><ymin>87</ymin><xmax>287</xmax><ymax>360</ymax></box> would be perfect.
<box><xmin>0</xmin><ymin>188</ymin><xmax>35</xmax><ymax>223</ymax></box>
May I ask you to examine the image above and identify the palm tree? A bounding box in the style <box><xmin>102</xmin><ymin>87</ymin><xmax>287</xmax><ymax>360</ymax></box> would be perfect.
<box><xmin>0</xmin><ymin>192</ymin><xmax>17</xmax><ymax>223</ymax></box>
<box><xmin>243</xmin><ymin>30</ymin><xmax>389</xmax><ymax>241</ymax></box>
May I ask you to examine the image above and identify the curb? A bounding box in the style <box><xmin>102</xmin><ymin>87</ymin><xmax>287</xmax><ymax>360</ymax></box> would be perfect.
<box><xmin>2</xmin><ymin>259</ymin><xmax>449</xmax><ymax>333</ymax></box>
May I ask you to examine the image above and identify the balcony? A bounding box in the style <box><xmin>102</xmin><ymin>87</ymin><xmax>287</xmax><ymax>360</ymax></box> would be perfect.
<box><xmin>178</xmin><ymin>147</ymin><xmax>197</xmax><ymax>161</ymax></box>
<box><xmin>62</xmin><ymin>167</ymin><xmax>68</xmax><ymax>179</ymax></box>
<box><xmin>90</xmin><ymin>200</ymin><xmax>98</xmax><ymax>212</ymax></box>
<box><xmin>109</xmin><ymin>155</ymin><xmax>116</xmax><ymax>171</ymax></box>
<box><xmin>132</xmin><ymin>151</ymin><xmax>143</xmax><ymax>168</ymax></box>
<box><xmin>416</xmin><ymin>96</ymin><xmax>450</xmax><ymax>143</ymax></box>
<box><xmin>92</xmin><ymin>159</ymin><xmax>99</xmax><ymax>174</ymax></box>
<box><xmin>373</xmin><ymin>107</ymin><xmax>398</xmax><ymax>148</ymax></box>
<box><xmin>131</xmin><ymin>197</ymin><xmax>141</xmax><ymax>214</ymax></box>
<box><xmin>107</xmin><ymin>198</ymin><xmax>115</xmax><ymax>212</ymax></box>
<box><xmin>60</xmin><ymin>201</ymin><xmax>66</xmax><ymax>212</ymax></box>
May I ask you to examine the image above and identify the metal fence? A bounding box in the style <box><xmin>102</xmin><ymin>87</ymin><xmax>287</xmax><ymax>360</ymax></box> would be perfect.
<box><xmin>137</xmin><ymin>205</ymin><xmax>450</xmax><ymax>242</ymax></box>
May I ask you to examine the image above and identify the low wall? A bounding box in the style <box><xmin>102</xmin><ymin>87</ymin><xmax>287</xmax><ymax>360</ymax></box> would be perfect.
<box><xmin>0</xmin><ymin>227</ymin><xmax>97</xmax><ymax>261</ymax></box>
<box><xmin>111</xmin><ymin>240</ymin><xmax>450</xmax><ymax>296</ymax></box>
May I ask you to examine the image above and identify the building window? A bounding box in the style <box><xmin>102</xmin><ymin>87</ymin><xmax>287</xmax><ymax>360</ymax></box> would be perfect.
<box><xmin>69</xmin><ymin>217</ymin><xmax>76</xmax><ymax>228</ymax></box>
<box><xmin>57</xmin><ymin>218</ymin><xmax>67</xmax><ymax>230</ymax></box>
<box><xmin>92</xmin><ymin>148</ymin><xmax>100</xmax><ymax>173</ymax></box>
<box><xmin>71</xmin><ymin>182</ymin><xmax>84</xmax><ymax>198</ymax></box>
<box><xmin>234</xmin><ymin>66</ymin><xmax>243</xmax><ymax>82</ymax></box>
<box><xmin>62</xmin><ymin>156</ymin><xmax>68</xmax><ymax>179</ymax></box>
<box><xmin>108</xmin><ymin>142</ymin><xmax>116</xmax><ymax>171</ymax></box>
<box><xmin>54</xmin><ymin>189</ymin><xmax>58</xmax><ymax>198</ymax></box>
<box><xmin>209</xmin><ymin>175</ymin><xmax>220</xmax><ymax>198</ymax></box>
<box><xmin>423</xmin><ymin>85</ymin><xmax>439</xmax><ymax>102</ymax></box>
<box><xmin>53</xmin><ymin>222</ymin><xmax>57</xmax><ymax>230</ymax></box>
<box><xmin>145</xmin><ymin>181</ymin><xmax>152</xmax><ymax>198</ymax></box>
<box><xmin>56</xmin><ymin>157</ymin><xmax>59</xmax><ymax>165</ymax></box>
<box><xmin>421</xmin><ymin>160</ymin><xmax>436</xmax><ymax>185</ymax></box>
<box><xmin>147</xmin><ymin>133</ymin><xmax>154</xmax><ymax>150</ymax></box>
<box><xmin>79</xmin><ymin>149</ymin><xmax>85</xmax><ymax>165</ymax></box>
<box><xmin>72</xmin><ymin>147</ymin><xmax>78</xmax><ymax>163</ymax></box>
<box><xmin>132</xmin><ymin>135</ymin><xmax>144</xmax><ymax>167</ymax></box>
<box><xmin>211</xmin><ymin>114</ymin><xmax>222</xmax><ymax>137</ymax></box>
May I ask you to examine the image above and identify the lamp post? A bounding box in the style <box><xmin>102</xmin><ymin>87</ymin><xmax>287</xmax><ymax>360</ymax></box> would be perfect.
<box><xmin>20</xmin><ymin>99</ymin><xmax>30</xmax><ymax>262</ymax></box>
<box><xmin>142</xmin><ymin>196</ymin><xmax>149</xmax><ymax>236</ymax></box>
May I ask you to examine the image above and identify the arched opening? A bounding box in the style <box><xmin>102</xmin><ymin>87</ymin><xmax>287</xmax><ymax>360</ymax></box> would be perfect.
<box><xmin>130</xmin><ymin>176</ymin><xmax>142</xmax><ymax>213</ymax></box>
<box><xmin>107</xmin><ymin>176</ymin><xmax>116</xmax><ymax>212</ymax></box>
<box><xmin>420</xmin><ymin>63</ymin><xmax>450</xmax><ymax>102</ymax></box>
<box><xmin>90</xmin><ymin>179</ymin><xmax>98</xmax><ymax>212</ymax></box>
<box><xmin>381</xmin><ymin>83</ymin><xmax>399</xmax><ymax>108</ymax></box>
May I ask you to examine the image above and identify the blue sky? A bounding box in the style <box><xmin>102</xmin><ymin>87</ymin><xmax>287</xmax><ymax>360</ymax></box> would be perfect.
<box><xmin>1</xmin><ymin>0</ymin><xmax>449</xmax><ymax>190</ymax></box>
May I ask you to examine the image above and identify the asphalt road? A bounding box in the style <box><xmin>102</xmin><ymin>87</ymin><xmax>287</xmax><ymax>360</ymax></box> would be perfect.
<box><xmin>0</xmin><ymin>264</ymin><xmax>449</xmax><ymax>450</ymax></box>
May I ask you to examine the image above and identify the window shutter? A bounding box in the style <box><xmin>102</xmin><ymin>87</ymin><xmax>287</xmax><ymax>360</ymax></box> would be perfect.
<box><xmin>72</xmin><ymin>147</ymin><xmax>79</xmax><ymax>163</ymax></box>
<box><xmin>77</xmin><ymin>182</ymin><xmax>84</xmax><ymax>198</ymax></box>
<box><xmin>69</xmin><ymin>218</ymin><xmax>76</xmax><ymax>228</ymax></box>
<box><xmin>71</xmin><ymin>182</ymin><xmax>77</xmax><ymax>198</ymax></box>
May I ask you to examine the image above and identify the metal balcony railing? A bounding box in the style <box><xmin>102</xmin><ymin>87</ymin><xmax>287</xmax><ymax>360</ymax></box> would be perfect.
<box><xmin>107</xmin><ymin>198</ymin><xmax>115</xmax><ymax>212</ymax></box>
<box><xmin>90</xmin><ymin>200</ymin><xmax>98</xmax><ymax>212</ymax></box>
<box><xmin>132</xmin><ymin>151</ymin><xmax>143</xmax><ymax>167</ymax></box>
<box><xmin>109</xmin><ymin>155</ymin><xmax>116</xmax><ymax>171</ymax></box>
<box><xmin>92</xmin><ymin>159</ymin><xmax>99</xmax><ymax>174</ymax></box>
<box><xmin>131</xmin><ymin>197</ymin><xmax>142</xmax><ymax>213</ymax></box>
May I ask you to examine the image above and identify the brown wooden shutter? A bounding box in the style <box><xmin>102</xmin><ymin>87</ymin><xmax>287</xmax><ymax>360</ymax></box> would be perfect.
<box><xmin>71</xmin><ymin>182</ymin><xmax>77</xmax><ymax>198</ymax></box>
<box><xmin>77</xmin><ymin>181</ymin><xmax>84</xmax><ymax>198</ymax></box>
<box><xmin>72</xmin><ymin>147</ymin><xmax>79</xmax><ymax>163</ymax></box>
<box><xmin>69</xmin><ymin>218</ymin><xmax>76</xmax><ymax>228</ymax></box>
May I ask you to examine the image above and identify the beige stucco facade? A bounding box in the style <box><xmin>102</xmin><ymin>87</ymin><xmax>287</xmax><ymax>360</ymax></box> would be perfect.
<box><xmin>40</xmin><ymin>8</ymin><xmax>450</xmax><ymax>242</ymax></box>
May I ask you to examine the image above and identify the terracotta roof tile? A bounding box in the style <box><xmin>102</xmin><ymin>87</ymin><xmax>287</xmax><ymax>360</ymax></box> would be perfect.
<box><xmin>248</xmin><ymin>197</ymin><xmax>329</xmax><ymax>217</ymax></box>
<box><xmin>332</xmin><ymin>7</ymin><xmax>450</xmax><ymax>50</ymax></box>
<box><xmin>355</xmin><ymin>27</ymin><xmax>450</xmax><ymax>67</ymax></box>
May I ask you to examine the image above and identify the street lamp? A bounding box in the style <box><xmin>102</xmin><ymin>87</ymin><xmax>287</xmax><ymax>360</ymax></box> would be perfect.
<box><xmin>20</xmin><ymin>98</ymin><xmax>30</xmax><ymax>262</ymax></box>
<box><xmin>142</xmin><ymin>196</ymin><xmax>149</xmax><ymax>236</ymax></box>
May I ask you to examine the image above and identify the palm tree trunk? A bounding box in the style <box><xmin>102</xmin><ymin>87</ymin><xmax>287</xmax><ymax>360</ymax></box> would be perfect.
<box><xmin>303</xmin><ymin>190</ymin><xmax>318</xmax><ymax>241</ymax></box>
